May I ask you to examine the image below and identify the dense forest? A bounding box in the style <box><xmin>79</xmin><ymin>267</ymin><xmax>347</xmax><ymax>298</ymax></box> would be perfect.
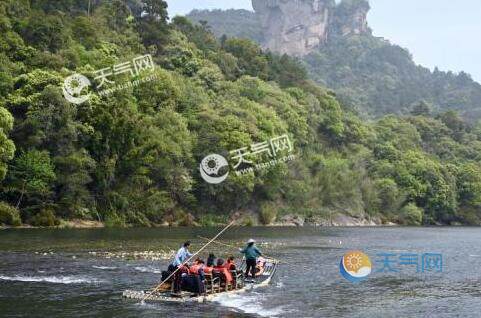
<box><xmin>188</xmin><ymin>7</ymin><xmax>481</xmax><ymax>120</ymax></box>
<box><xmin>1</xmin><ymin>0</ymin><xmax>481</xmax><ymax>228</ymax></box>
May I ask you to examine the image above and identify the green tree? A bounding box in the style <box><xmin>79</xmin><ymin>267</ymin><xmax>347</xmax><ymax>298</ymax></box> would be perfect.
<box><xmin>223</xmin><ymin>38</ymin><xmax>269</xmax><ymax>80</ymax></box>
<box><xmin>0</xmin><ymin>107</ymin><xmax>15</xmax><ymax>181</ymax></box>
<box><xmin>7</xmin><ymin>150</ymin><xmax>56</xmax><ymax>214</ymax></box>
<box><xmin>400</xmin><ymin>203</ymin><xmax>424</xmax><ymax>225</ymax></box>
<box><xmin>410</xmin><ymin>101</ymin><xmax>431</xmax><ymax>116</ymax></box>
<box><xmin>137</xmin><ymin>0</ymin><xmax>169</xmax><ymax>53</ymax></box>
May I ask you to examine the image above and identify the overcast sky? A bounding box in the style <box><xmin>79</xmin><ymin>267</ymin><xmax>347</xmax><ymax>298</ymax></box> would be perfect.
<box><xmin>166</xmin><ymin>0</ymin><xmax>481</xmax><ymax>83</ymax></box>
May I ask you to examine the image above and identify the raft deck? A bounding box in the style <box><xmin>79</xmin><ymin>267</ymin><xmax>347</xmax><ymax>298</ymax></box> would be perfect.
<box><xmin>123</xmin><ymin>258</ymin><xmax>278</xmax><ymax>303</ymax></box>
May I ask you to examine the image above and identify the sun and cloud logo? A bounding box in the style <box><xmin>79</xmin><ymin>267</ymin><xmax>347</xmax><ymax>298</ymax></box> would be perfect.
<box><xmin>199</xmin><ymin>154</ymin><xmax>229</xmax><ymax>184</ymax></box>
<box><xmin>63</xmin><ymin>73</ymin><xmax>91</xmax><ymax>104</ymax></box>
<box><xmin>340</xmin><ymin>250</ymin><xmax>372</xmax><ymax>283</ymax></box>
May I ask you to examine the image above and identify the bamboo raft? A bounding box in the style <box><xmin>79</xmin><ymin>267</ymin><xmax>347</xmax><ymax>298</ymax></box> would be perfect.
<box><xmin>123</xmin><ymin>258</ymin><xmax>278</xmax><ymax>303</ymax></box>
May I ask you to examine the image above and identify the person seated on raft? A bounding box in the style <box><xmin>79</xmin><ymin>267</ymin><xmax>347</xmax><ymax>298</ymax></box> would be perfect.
<box><xmin>224</xmin><ymin>256</ymin><xmax>243</xmax><ymax>287</ymax></box>
<box><xmin>224</xmin><ymin>256</ymin><xmax>237</xmax><ymax>271</ymax></box>
<box><xmin>213</xmin><ymin>258</ymin><xmax>233</xmax><ymax>288</ymax></box>
<box><xmin>189</xmin><ymin>258</ymin><xmax>205</xmax><ymax>278</ymax></box>
<box><xmin>182</xmin><ymin>258</ymin><xmax>206</xmax><ymax>295</ymax></box>
<box><xmin>204</xmin><ymin>253</ymin><xmax>216</xmax><ymax>274</ymax></box>
<box><xmin>173</xmin><ymin>264</ymin><xmax>190</xmax><ymax>294</ymax></box>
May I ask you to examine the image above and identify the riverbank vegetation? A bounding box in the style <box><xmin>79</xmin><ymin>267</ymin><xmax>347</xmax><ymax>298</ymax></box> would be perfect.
<box><xmin>1</xmin><ymin>0</ymin><xmax>481</xmax><ymax>227</ymax></box>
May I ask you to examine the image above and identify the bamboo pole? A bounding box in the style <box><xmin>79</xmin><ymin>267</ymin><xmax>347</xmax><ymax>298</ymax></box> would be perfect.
<box><xmin>140</xmin><ymin>219</ymin><xmax>237</xmax><ymax>303</ymax></box>
<box><xmin>197</xmin><ymin>235</ymin><xmax>236</xmax><ymax>249</ymax></box>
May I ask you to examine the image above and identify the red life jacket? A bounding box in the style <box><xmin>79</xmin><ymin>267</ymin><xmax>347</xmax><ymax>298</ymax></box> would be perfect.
<box><xmin>214</xmin><ymin>266</ymin><xmax>233</xmax><ymax>283</ymax></box>
<box><xmin>224</xmin><ymin>261</ymin><xmax>236</xmax><ymax>271</ymax></box>
<box><xmin>204</xmin><ymin>266</ymin><xmax>213</xmax><ymax>274</ymax></box>
<box><xmin>189</xmin><ymin>264</ymin><xmax>204</xmax><ymax>275</ymax></box>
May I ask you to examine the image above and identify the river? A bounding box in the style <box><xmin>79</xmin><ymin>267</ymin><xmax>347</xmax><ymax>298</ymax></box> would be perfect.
<box><xmin>0</xmin><ymin>227</ymin><xmax>480</xmax><ymax>317</ymax></box>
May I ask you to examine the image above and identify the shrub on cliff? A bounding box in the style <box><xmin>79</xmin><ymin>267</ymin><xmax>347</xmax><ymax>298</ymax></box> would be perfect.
<box><xmin>0</xmin><ymin>202</ymin><xmax>21</xmax><ymax>226</ymax></box>
<box><xmin>400</xmin><ymin>203</ymin><xmax>424</xmax><ymax>226</ymax></box>
<box><xmin>30</xmin><ymin>209</ymin><xmax>59</xmax><ymax>227</ymax></box>
<box><xmin>260</xmin><ymin>202</ymin><xmax>278</xmax><ymax>225</ymax></box>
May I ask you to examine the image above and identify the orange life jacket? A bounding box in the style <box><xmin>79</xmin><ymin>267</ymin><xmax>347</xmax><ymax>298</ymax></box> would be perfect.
<box><xmin>224</xmin><ymin>260</ymin><xmax>236</xmax><ymax>271</ymax></box>
<box><xmin>214</xmin><ymin>266</ymin><xmax>233</xmax><ymax>283</ymax></box>
<box><xmin>204</xmin><ymin>266</ymin><xmax>213</xmax><ymax>274</ymax></box>
<box><xmin>189</xmin><ymin>264</ymin><xmax>204</xmax><ymax>275</ymax></box>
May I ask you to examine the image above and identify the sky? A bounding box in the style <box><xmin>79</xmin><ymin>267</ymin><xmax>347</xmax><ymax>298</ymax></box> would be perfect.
<box><xmin>166</xmin><ymin>0</ymin><xmax>481</xmax><ymax>83</ymax></box>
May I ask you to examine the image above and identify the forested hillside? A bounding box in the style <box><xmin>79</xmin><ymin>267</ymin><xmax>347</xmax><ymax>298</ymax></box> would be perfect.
<box><xmin>305</xmin><ymin>36</ymin><xmax>481</xmax><ymax>119</ymax></box>
<box><xmin>187</xmin><ymin>8</ymin><xmax>481</xmax><ymax>119</ymax></box>
<box><xmin>1</xmin><ymin>0</ymin><xmax>481</xmax><ymax>227</ymax></box>
<box><xmin>188</xmin><ymin>9</ymin><xmax>264</xmax><ymax>44</ymax></box>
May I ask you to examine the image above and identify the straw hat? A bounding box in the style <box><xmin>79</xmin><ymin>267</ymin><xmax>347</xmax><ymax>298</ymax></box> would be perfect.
<box><xmin>247</xmin><ymin>239</ymin><xmax>256</xmax><ymax>244</ymax></box>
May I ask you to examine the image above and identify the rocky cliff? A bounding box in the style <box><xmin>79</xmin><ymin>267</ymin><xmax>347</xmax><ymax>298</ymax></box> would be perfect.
<box><xmin>252</xmin><ymin>0</ymin><xmax>371</xmax><ymax>56</ymax></box>
<box><xmin>331</xmin><ymin>0</ymin><xmax>370</xmax><ymax>36</ymax></box>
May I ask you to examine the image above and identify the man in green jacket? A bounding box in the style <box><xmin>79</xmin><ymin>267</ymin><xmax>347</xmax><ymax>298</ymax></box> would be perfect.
<box><xmin>239</xmin><ymin>239</ymin><xmax>262</xmax><ymax>279</ymax></box>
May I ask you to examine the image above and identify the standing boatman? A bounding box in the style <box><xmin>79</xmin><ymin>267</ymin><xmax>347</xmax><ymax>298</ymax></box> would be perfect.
<box><xmin>171</xmin><ymin>241</ymin><xmax>193</xmax><ymax>293</ymax></box>
<box><xmin>239</xmin><ymin>239</ymin><xmax>262</xmax><ymax>279</ymax></box>
<box><xmin>172</xmin><ymin>241</ymin><xmax>193</xmax><ymax>267</ymax></box>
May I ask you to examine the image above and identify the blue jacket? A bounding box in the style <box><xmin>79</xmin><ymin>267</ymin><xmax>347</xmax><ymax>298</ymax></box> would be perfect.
<box><xmin>240</xmin><ymin>245</ymin><xmax>262</xmax><ymax>260</ymax></box>
<box><xmin>173</xmin><ymin>246</ymin><xmax>193</xmax><ymax>266</ymax></box>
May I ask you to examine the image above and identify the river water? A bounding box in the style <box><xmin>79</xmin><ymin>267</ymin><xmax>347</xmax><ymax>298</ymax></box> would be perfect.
<box><xmin>0</xmin><ymin>227</ymin><xmax>480</xmax><ymax>317</ymax></box>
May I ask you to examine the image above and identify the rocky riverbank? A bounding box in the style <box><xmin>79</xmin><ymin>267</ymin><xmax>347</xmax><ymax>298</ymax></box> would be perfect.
<box><xmin>1</xmin><ymin>214</ymin><xmax>398</xmax><ymax>229</ymax></box>
<box><xmin>273</xmin><ymin>214</ymin><xmax>398</xmax><ymax>227</ymax></box>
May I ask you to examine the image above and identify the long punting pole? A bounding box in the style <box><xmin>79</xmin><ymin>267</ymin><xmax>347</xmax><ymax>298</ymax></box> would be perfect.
<box><xmin>140</xmin><ymin>219</ymin><xmax>237</xmax><ymax>303</ymax></box>
<box><xmin>197</xmin><ymin>235</ymin><xmax>236</xmax><ymax>248</ymax></box>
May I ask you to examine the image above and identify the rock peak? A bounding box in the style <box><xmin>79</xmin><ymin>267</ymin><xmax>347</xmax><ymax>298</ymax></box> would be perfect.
<box><xmin>252</xmin><ymin>0</ymin><xmax>371</xmax><ymax>56</ymax></box>
<box><xmin>332</xmin><ymin>0</ymin><xmax>370</xmax><ymax>36</ymax></box>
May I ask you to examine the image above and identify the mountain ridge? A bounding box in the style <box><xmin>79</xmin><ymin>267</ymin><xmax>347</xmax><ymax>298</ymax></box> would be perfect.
<box><xmin>187</xmin><ymin>4</ymin><xmax>481</xmax><ymax>119</ymax></box>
